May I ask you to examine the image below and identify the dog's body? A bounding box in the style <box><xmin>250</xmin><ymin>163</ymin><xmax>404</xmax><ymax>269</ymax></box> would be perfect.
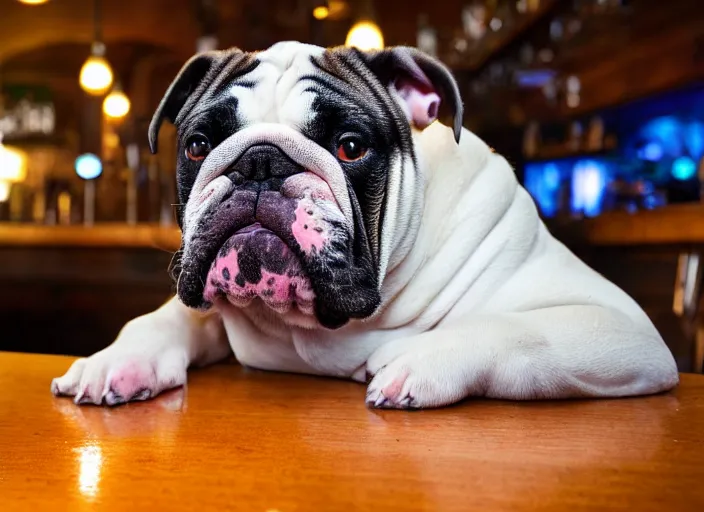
<box><xmin>52</xmin><ymin>42</ymin><xmax>678</xmax><ymax>409</ymax></box>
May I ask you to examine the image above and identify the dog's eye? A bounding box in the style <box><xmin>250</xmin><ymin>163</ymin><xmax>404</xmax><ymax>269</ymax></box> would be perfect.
<box><xmin>186</xmin><ymin>136</ymin><xmax>211</xmax><ymax>162</ymax></box>
<box><xmin>336</xmin><ymin>137</ymin><xmax>368</xmax><ymax>162</ymax></box>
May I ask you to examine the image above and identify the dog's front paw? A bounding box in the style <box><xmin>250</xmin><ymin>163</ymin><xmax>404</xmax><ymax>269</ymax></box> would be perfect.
<box><xmin>365</xmin><ymin>361</ymin><xmax>469</xmax><ymax>410</ymax></box>
<box><xmin>365</xmin><ymin>367</ymin><xmax>417</xmax><ymax>409</ymax></box>
<box><xmin>365</xmin><ymin>341</ymin><xmax>478</xmax><ymax>410</ymax></box>
<box><xmin>51</xmin><ymin>345</ymin><xmax>188</xmax><ymax>407</ymax></box>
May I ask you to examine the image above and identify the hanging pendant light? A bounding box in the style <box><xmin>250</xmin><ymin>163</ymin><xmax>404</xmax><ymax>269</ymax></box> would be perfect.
<box><xmin>103</xmin><ymin>83</ymin><xmax>130</xmax><ymax>119</ymax></box>
<box><xmin>80</xmin><ymin>42</ymin><xmax>113</xmax><ymax>95</ymax></box>
<box><xmin>79</xmin><ymin>0</ymin><xmax>113</xmax><ymax>96</ymax></box>
<box><xmin>346</xmin><ymin>21</ymin><xmax>384</xmax><ymax>50</ymax></box>
<box><xmin>17</xmin><ymin>0</ymin><xmax>51</xmax><ymax>5</ymax></box>
<box><xmin>313</xmin><ymin>1</ymin><xmax>330</xmax><ymax>20</ymax></box>
<box><xmin>345</xmin><ymin>0</ymin><xmax>384</xmax><ymax>50</ymax></box>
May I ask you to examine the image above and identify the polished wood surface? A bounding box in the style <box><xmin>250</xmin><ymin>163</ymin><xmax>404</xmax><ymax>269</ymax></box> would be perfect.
<box><xmin>1</xmin><ymin>352</ymin><xmax>703</xmax><ymax>511</ymax></box>
<box><xmin>0</xmin><ymin>223</ymin><xmax>181</xmax><ymax>250</ymax></box>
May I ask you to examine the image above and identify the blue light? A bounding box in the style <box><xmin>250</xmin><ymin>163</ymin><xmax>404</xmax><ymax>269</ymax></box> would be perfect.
<box><xmin>524</xmin><ymin>162</ymin><xmax>563</xmax><ymax>217</ymax></box>
<box><xmin>571</xmin><ymin>159</ymin><xmax>608</xmax><ymax>217</ymax></box>
<box><xmin>515</xmin><ymin>69</ymin><xmax>557</xmax><ymax>88</ymax></box>
<box><xmin>685</xmin><ymin>121</ymin><xmax>704</xmax><ymax>160</ymax></box>
<box><xmin>671</xmin><ymin>156</ymin><xmax>697</xmax><ymax>181</ymax></box>
<box><xmin>75</xmin><ymin>153</ymin><xmax>102</xmax><ymax>180</ymax></box>
<box><xmin>639</xmin><ymin>142</ymin><xmax>664</xmax><ymax>162</ymax></box>
<box><xmin>640</xmin><ymin>116</ymin><xmax>684</xmax><ymax>156</ymax></box>
<box><xmin>543</xmin><ymin>163</ymin><xmax>560</xmax><ymax>189</ymax></box>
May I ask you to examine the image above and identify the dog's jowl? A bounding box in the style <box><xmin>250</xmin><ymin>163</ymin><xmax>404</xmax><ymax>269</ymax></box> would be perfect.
<box><xmin>51</xmin><ymin>41</ymin><xmax>679</xmax><ymax>410</ymax></box>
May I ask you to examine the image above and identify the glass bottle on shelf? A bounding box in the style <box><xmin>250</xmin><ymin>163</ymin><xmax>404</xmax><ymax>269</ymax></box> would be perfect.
<box><xmin>462</xmin><ymin>1</ymin><xmax>488</xmax><ymax>43</ymax></box>
<box><xmin>417</xmin><ymin>14</ymin><xmax>438</xmax><ymax>58</ymax></box>
<box><xmin>568</xmin><ymin>121</ymin><xmax>583</xmax><ymax>152</ymax></box>
<box><xmin>125</xmin><ymin>143</ymin><xmax>139</xmax><ymax>225</ymax></box>
<box><xmin>586</xmin><ymin>116</ymin><xmax>605</xmax><ymax>151</ymax></box>
<box><xmin>57</xmin><ymin>190</ymin><xmax>71</xmax><ymax>226</ymax></box>
<box><xmin>565</xmin><ymin>75</ymin><xmax>581</xmax><ymax>109</ymax></box>
<box><xmin>523</xmin><ymin>121</ymin><xmax>541</xmax><ymax>158</ymax></box>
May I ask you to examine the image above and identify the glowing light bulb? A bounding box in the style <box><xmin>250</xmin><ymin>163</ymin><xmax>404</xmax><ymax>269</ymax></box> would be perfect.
<box><xmin>345</xmin><ymin>20</ymin><xmax>384</xmax><ymax>50</ymax></box>
<box><xmin>75</xmin><ymin>153</ymin><xmax>103</xmax><ymax>180</ymax></box>
<box><xmin>17</xmin><ymin>0</ymin><xmax>50</xmax><ymax>4</ymax></box>
<box><xmin>0</xmin><ymin>143</ymin><xmax>27</xmax><ymax>182</ymax></box>
<box><xmin>313</xmin><ymin>5</ymin><xmax>329</xmax><ymax>20</ymax></box>
<box><xmin>0</xmin><ymin>181</ymin><xmax>11</xmax><ymax>202</ymax></box>
<box><xmin>103</xmin><ymin>89</ymin><xmax>131</xmax><ymax>119</ymax></box>
<box><xmin>80</xmin><ymin>44</ymin><xmax>114</xmax><ymax>96</ymax></box>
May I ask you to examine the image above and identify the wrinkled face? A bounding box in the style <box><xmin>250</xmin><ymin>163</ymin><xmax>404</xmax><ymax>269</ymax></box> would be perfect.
<box><xmin>149</xmin><ymin>42</ymin><xmax>462</xmax><ymax>329</ymax></box>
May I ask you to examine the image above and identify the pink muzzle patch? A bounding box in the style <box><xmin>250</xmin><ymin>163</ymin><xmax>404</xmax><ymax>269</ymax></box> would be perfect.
<box><xmin>199</xmin><ymin>169</ymin><xmax>347</xmax><ymax>316</ymax></box>
<box><xmin>204</xmin><ymin>225</ymin><xmax>316</xmax><ymax>315</ymax></box>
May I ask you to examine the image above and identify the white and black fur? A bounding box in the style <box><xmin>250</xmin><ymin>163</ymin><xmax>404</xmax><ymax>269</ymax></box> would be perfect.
<box><xmin>51</xmin><ymin>42</ymin><xmax>678</xmax><ymax>409</ymax></box>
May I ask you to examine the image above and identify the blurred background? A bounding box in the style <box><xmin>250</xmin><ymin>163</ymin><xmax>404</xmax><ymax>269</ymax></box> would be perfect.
<box><xmin>0</xmin><ymin>0</ymin><xmax>703</xmax><ymax>372</ymax></box>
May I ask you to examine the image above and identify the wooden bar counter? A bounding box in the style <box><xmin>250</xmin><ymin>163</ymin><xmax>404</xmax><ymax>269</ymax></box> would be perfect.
<box><xmin>0</xmin><ymin>223</ymin><xmax>181</xmax><ymax>251</ymax></box>
<box><xmin>0</xmin><ymin>203</ymin><xmax>701</xmax><ymax>250</ymax></box>
<box><xmin>1</xmin><ymin>352</ymin><xmax>703</xmax><ymax>511</ymax></box>
<box><xmin>0</xmin><ymin>206</ymin><xmax>702</xmax><ymax>360</ymax></box>
<box><xmin>0</xmin><ymin>203</ymin><xmax>700</xmax><ymax>250</ymax></box>
<box><xmin>547</xmin><ymin>203</ymin><xmax>704</xmax><ymax>248</ymax></box>
<box><xmin>0</xmin><ymin>224</ymin><xmax>181</xmax><ymax>357</ymax></box>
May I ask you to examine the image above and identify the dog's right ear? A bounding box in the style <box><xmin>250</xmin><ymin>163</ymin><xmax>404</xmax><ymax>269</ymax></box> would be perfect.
<box><xmin>359</xmin><ymin>46</ymin><xmax>464</xmax><ymax>143</ymax></box>
<box><xmin>148</xmin><ymin>51</ymin><xmax>228</xmax><ymax>154</ymax></box>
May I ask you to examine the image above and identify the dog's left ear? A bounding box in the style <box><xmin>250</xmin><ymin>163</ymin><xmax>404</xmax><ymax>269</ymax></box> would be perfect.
<box><xmin>363</xmin><ymin>46</ymin><xmax>464</xmax><ymax>143</ymax></box>
<box><xmin>148</xmin><ymin>49</ymin><xmax>235</xmax><ymax>153</ymax></box>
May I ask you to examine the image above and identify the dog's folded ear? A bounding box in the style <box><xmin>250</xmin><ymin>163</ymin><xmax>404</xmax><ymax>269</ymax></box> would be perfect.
<box><xmin>148</xmin><ymin>50</ymin><xmax>232</xmax><ymax>154</ymax></box>
<box><xmin>362</xmin><ymin>47</ymin><xmax>464</xmax><ymax>143</ymax></box>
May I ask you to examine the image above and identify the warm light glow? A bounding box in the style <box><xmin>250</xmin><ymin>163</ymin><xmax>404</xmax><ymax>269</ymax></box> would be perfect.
<box><xmin>74</xmin><ymin>444</ymin><xmax>103</xmax><ymax>498</ymax></box>
<box><xmin>104</xmin><ymin>132</ymin><xmax>120</xmax><ymax>149</ymax></box>
<box><xmin>75</xmin><ymin>153</ymin><xmax>103</xmax><ymax>180</ymax></box>
<box><xmin>345</xmin><ymin>20</ymin><xmax>384</xmax><ymax>50</ymax></box>
<box><xmin>17</xmin><ymin>0</ymin><xmax>50</xmax><ymax>4</ymax></box>
<box><xmin>0</xmin><ymin>181</ymin><xmax>11</xmax><ymax>202</ymax></box>
<box><xmin>80</xmin><ymin>55</ymin><xmax>114</xmax><ymax>96</ymax></box>
<box><xmin>57</xmin><ymin>190</ymin><xmax>72</xmax><ymax>225</ymax></box>
<box><xmin>103</xmin><ymin>89</ymin><xmax>131</xmax><ymax>119</ymax></box>
<box><xmin>313</xmin><ymin>5</ymin><xmax>329</xmax><ymax>19</ymax></box>
<box><xmin>0</xmin><ymin>143</ymin><xmax>28</xmax><ymax>182</ymax></box>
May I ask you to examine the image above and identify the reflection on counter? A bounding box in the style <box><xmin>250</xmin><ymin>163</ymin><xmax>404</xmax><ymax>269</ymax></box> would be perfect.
<box><xmin>523</xmin><ymin>83</ymin><xmax>704</xmax><ymax>218</ymax></box>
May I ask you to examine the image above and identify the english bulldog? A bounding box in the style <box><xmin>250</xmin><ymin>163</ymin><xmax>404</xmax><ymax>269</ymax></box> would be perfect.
<box><xmin>51</xmin><ymin>41</ymin><xmax>679</xmax><ymax>409</ymax></box>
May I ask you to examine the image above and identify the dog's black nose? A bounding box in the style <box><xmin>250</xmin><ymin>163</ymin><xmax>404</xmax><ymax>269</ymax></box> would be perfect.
<box><xmin>228</xmin><ymin>144</ymin><xmax>303</xmax><ymax>186</ymax></box>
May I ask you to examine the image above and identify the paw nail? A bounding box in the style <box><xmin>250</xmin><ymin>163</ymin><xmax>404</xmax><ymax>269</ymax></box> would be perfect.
<box><xmin>131</xmin><ymin>389</ymin><xmax>151</xmax><ymax>401</ymax></box>
<box><xmin>75</xmin><ymin>394</ymin><xmax>94</xmax><ymax>405</ymax></box>
<box><xmin>374</xmin><ymin>393</ymin><xmax>388</xmax><ymax>408</ymax></box>
<box><xmin>105</xmin><ymin>391</ymin><xmax>125</xmax><ymax>407</ymax></box>
<box><xmin>398</xmin><ymin>397</ymin><xmax>412</xmax><ymax>408</ymax></box>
